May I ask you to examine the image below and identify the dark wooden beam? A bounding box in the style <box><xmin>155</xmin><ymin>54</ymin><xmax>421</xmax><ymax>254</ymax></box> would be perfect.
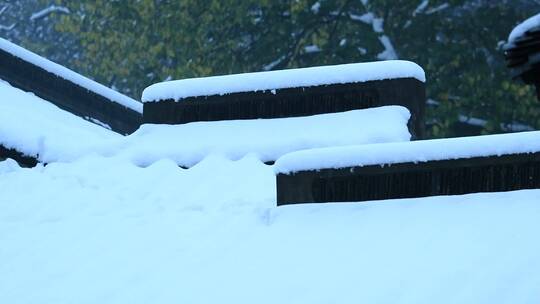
<box><xmin>277</xmin><ymin>152</ymin><xmax>540</xmax><ymax>205</ymax></box>
<box><xmin>0</xmin><ymin>48</ymin><xmax>142</xmax><ymax>135</ymax></box>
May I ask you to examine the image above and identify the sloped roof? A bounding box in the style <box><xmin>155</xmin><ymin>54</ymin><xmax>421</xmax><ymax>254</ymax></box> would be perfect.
<box><xmin>1</xmin><ymin>83</ymin><xmax>539</xmax><ymax>303</ymax></box>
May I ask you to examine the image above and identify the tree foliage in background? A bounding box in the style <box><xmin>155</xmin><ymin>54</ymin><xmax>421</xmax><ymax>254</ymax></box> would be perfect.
<box><xmin>22</xmin><ymin>0</ymin><xmax>540</xmax><ymax>137</ymax></box>
<box><xmin>0</xmin><ymin>0</ymin><xmax>77</xmax><ymax>63</ymax></box>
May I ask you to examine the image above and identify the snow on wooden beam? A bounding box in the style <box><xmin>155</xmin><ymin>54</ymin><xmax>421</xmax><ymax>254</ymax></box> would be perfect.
<box><xmin>275</xmin><ymin>131</ymin><xmax>540</xmax><ymax>205</ymax></box>
<box><xmin>142</xmin><ymin>61</ymin><xmax>426</xmax><ymax>139</ymax></box>
<box><xmin>143</xmin><ymin>79</ymin><xmax>425</xmax><ymax>138</ymax></box>
<box><xmin>0</xmin><ymin>38</ymin><xmax>142</xmax><ymax>135</ymax></box>
<box><xmin>505</xmin><ymin>14</ymin><xmax>540</xmax><ymax>100</ymax></box>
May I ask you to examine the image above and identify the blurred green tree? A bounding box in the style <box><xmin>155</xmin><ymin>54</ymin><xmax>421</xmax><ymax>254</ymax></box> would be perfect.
<box><xmin>53</xmin><ymin>0</ymin><xmax>540</xmax><ymax>137</ymax></box>
<box><xmin>1</xmin><ymin>0</ymin><xmax>76</xmax><ymax>63</ymax></box>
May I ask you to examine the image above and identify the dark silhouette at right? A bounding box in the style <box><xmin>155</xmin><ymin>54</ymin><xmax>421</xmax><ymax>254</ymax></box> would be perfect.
<box><xmin>504</xmin><ymin>23</ymin><xmax>540</xmax><ymax>101</ymax></box>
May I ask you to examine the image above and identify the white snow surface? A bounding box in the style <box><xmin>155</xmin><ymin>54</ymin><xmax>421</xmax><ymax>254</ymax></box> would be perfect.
<box><xmin>508</xmin><ymin>12</ymin><xmax>540</xmax><ymax>43</ymax></box>
<box><xmin>0</xmin><ymin>38</ymin><xmax>142</xmax><ymax>112</ymax></box>
<box><xmin>1</xmin><ymin>155</ymin><xmax>539</xmax><ymax>304</ymax></box>
<box><xmin>275</xmin><ymin>131</ymin><xmax>540</xmax><ymax>174</ymax></box>
<box><xmin>142</xmin><ymin>60</ymin><xmax>425</xmax><ymax>102</ymax></box>
<box><xmin>0</xmin><ymin>80</ymin><xmax>120</xmax><ymax>163</ymax></box>
<box><xmin>115</xmin><ymin>106</ymin><xmax>411</xmax><ymax>167</ymax></box>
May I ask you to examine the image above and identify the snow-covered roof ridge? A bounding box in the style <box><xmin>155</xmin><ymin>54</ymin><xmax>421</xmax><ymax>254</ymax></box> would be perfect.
<box><xmin>508</xmin><ymin>12</ymin><xmax>540</xmax><ymax>43</ymax></box>
<box><xmin>0</xmin><ymin>38</ymin><xmax>142</xmax><ymax>113</ymax></box>
<box><xmin>142</xmin><ymin>60</ymin><xmax>426</xmax><ymax>102</ymax></box>
<box><xmin>275</xmin><ymin>131</ymin><xmax>540</xmax><ymax>174</ymax></box>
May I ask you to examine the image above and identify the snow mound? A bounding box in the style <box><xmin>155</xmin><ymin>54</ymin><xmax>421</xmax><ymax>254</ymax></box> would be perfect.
<box><xmin>0</xmin><ymin>38</ymin><xmax>142</xmax><ymax>112</ymax></box>
<box><xmin>508</xmin><ymin>12</ymin><xmax>540</xmax><ymax>43</ymax></box>
<box><xmin>0</xmin><ymin>158</ymin><xmax>20</xmax><ymax>174</ymax></box>
<box><xmin>142</xmin><ymin>60</ymin><xmax>426</xmax><ymax>102</ymax></box>
<box><xmin>115</xmin><ymin>106</ymin><xmax>411</xmax><ymax>167</ymax></box>
<box><xmin>0</xmin><ymin>80</ymin><xmax>120</xmax><ymax>163</ymax></box>
<box><xmin>0</xmin><ymin>155</ymin><xmax>539</xmax><ymax>303</ymax></box>
<box><xmin>275</xmin><ymin>131</ymin><xmax>540</xmax><ymax>174</ymax></box>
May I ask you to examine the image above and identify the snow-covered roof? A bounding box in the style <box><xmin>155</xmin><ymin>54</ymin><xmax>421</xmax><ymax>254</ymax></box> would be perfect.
<box><xmin>275</xmin><ymin>131</ymin><xmax>540</xmax><ymax>174</ymax></box>
<box><xmin>142</xmin><ymin>60</ymin><xmax>426</xmax><ymax>102</ymax></box>
<box><xmin>0</xmin><ymin>80</ymin><xmax>119</xmax><ymax>163</ymax></box>
<box><xmin>508</xmin><ymin>12</ymin><xmax>540</xmax><ymax>43</ymax></box>
<box><xmin>1</xmin><ymin>46</ymin><xmax>539</xmax><ymax>303</ymax></box>
<box><xmin>0</xmin><ymin>38</ymin><xmax>142</xmax><ymax>113</ymax></box>
<box><xmin>1</xmin><ymin>154</ymin><xmax>539</xmax><ymax>303</ymax></box>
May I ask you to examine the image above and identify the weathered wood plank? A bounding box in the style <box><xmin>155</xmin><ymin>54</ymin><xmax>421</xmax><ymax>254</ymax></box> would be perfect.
<box><xmin>0</xmin><ymin>47</ymin><xmax>142</xmax><ymax>135</ymax></box>
<box><xmin>276</xmin><ymin>152</ymin><xmax>540</xmax><ymax>205</ymax></box>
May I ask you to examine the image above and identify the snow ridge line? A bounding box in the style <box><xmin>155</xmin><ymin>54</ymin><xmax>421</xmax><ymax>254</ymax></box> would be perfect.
<box><xmin>0</xmin><ymin>38</ymin><xmax>142</xmax><ymax>113</ymax></box>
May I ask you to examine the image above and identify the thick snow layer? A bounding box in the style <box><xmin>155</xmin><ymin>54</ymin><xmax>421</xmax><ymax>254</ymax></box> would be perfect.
<box><xmin>0</xmin><ymin>38</ymin><xmax>142</xmax><ymax>112</ymax></box>
<box><xmin>142</xmin><ymin>60</ymin><xmax>425</xmax><ymax>102</ymax></box>
<box><xmin>0</xmin><ymin>80</ymin><xmax>120</xmax><ymax>163</ymax></box>
<box><xmin>508</xmin><ymin>12</ymin><xmax>540</xmax><ymax>43</ymax></box>
<box><xmin>114</xmin><ymin>106</ymin><xmax>411</xmax><ymax>167</ymax></box>
<box><xmin>1</xmin><ymin>155</ymin><xmax>539</xmax><ymax>304</ymax></box>
<box><xmin>275</xmin><ymin>131</ymin><xmax>540</xmax><ymax>174</ymax></box>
